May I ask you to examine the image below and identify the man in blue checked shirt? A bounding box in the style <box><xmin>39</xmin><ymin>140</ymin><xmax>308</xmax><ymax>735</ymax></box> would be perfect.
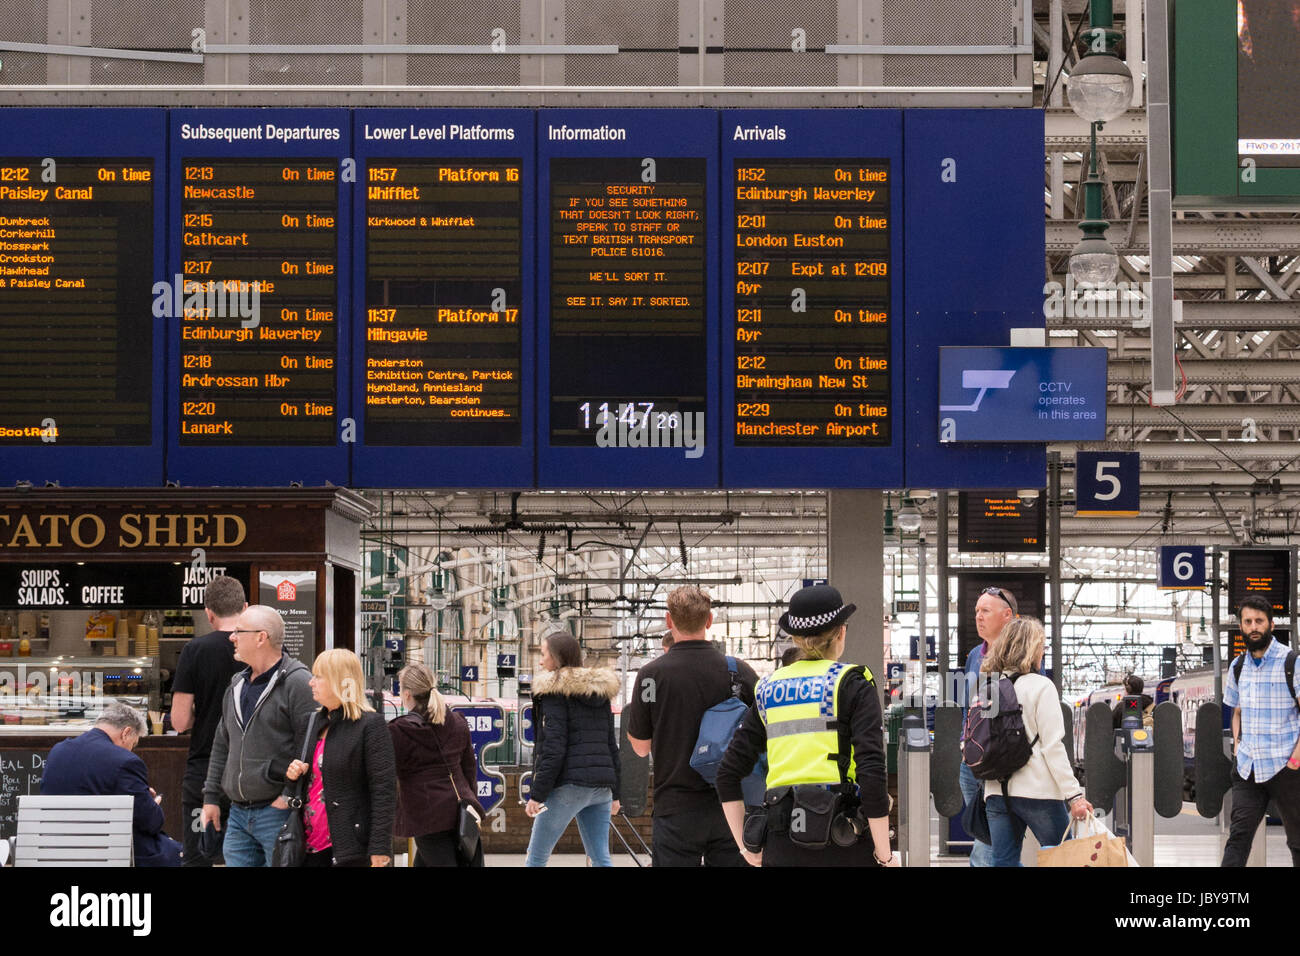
<box><xmin>1221</xmin><ymin>595</ymin><xmax>1300</xmax><ymax>867</ymax></box>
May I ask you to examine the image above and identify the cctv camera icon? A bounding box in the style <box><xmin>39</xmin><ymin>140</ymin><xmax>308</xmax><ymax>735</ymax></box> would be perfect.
<box><xmin>940</xmin><ymin>369</ymin><xmax>1016</xmax><ymax>413</ymax></box>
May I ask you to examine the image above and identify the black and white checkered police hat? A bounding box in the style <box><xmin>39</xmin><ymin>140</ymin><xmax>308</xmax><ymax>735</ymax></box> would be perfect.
<box><xmin>778</xmin><ymin>584</ymin><xmax>857</xmax><ymax>636</ymax></box>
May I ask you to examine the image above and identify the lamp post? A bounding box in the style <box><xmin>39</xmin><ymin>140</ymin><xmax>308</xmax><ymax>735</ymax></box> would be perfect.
<box><xmin>1067</xmin><ymin>0</ymin><xmax>1133</xmax><ymax>285</ymax></box>
<box><xmin>1070</xmin><ymin>122</ymin><xmax>1120</xmax><ymax>285</ymax></box>
<box><xmin>1068</xmin><ymin>0</ymin><xmax>1134</xmax><ymax>125</ymax></box>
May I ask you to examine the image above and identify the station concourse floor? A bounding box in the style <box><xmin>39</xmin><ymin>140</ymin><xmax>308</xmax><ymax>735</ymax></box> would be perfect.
<box><xmin>453</xmin><ymin>804</ymin><xmax>1295</xmax><ymax>867</ymax></box>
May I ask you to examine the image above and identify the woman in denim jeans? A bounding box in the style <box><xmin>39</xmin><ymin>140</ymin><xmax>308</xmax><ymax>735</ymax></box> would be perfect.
<box><xmin>980</xmin><ymin>618</ymin><xmax>1094</xmax><ymax>866</ymax></box>
<box><xmin>524</xmin><ymin>629</ymin><xmax>621</xmax><ymax>866</ymax></box>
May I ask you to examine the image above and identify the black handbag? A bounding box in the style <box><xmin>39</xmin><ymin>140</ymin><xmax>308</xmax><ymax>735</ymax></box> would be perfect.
<box><xmin>272</xmin><ymin>711</ymin><xmax>319</xmax><ymax>868</ymax></box>
<box><xmin>962</xmin><ymin>787</ymin><xmax>991</xmax><ymax>845</ymax></box>
<box><xmin>432</xmin><ymin>718</ymin><xmax>482</xmax><ymax>863</ymax></box>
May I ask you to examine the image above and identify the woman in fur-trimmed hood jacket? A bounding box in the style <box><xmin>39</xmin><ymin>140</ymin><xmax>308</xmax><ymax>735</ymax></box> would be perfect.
<box><xmin>523</xmin><ymin>629</ymin><xmax>622</xmax><ymax>866</ymax></box>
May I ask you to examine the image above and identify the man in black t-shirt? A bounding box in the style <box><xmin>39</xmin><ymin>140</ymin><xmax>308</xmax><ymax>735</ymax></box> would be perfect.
<box><xmin>170</xmin><ymin>574</ymin><xmax>246</xmax><ymax>866</ymax></box>
<box><xmin>624</xmin><ymin>586</ymin><xmax>757</xmax><ymax>866</ymax></box>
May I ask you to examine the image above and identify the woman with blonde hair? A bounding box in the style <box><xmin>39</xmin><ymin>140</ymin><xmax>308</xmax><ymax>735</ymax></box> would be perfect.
<box><xmin>978</xmin><ymin>616</ymin><xmax>1094</xmax><ymax>866</ymax></box>
<box><xmin>284</xmin><ymin>648</ymin><xmax>396</xmax><ymax>867</ymax></box>
<box><xmin>717</xmin><ymin>584</ymin><xmax>896</xmax><ymax>867</ymax></box>
<box><xmin>389</xmin><ymin>661</ymin><xmax>484</xmax><ymax>867</ymax></box>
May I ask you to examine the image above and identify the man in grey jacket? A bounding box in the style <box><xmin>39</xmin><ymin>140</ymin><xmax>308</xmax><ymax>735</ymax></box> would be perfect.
<box><xmin>199</xmin><ymin>604</ymin><xmax>316</xmax><ymax>867</ymax></box>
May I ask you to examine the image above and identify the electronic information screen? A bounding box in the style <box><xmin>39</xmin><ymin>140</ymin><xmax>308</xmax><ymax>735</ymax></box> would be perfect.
<box><xmin>1228</xmin><ymin>548</ymin><xmax>1292</xmax><ymax>617</ymax></box>
<box><xmin>0</xmin><ymin>158</ymin><xmax>153</xmax><ymax>444</ymax></box>
<box><xmin>731</xmin><ymin>158</ymin><xmax>891</xmax><ymax>446</ymax></box>
<box><xmin>177</xmin><ymin>158</ymin><xmax>340</xmax><ymax>445</ymax></box>
<box><xmin>548</xmin><ymin>156</ymin><xmax>708</xmax><ymax>446</ymax></box>
<box><xmin>957</xmin><ymin>491</ymin><xmax>1047</xmax><ymax>553</ymax></box>
<box><xmin>364</xmin><ymin>159</ymin><xmax>522</xmax><ymax>445</ymax></box>
<box><xmin>955</xmin><ymin>571</ymin><xmax>1047</xmax><ymax>667</ymax></box>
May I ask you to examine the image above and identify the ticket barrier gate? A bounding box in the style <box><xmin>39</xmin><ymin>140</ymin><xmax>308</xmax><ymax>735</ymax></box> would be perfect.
<box><xmin>1192</xmin><ymin>701</ymin><xmax>1265</xmax><ymax>866</ymax></box>
<box><xmin>1082</xmin><ymin>700</ymin><xmax>1183</xmax><ymax>867</ymax></box>
<box><xmin>928</xmin><ymin>703</ymin><xmax>1074</xmax><ymax>860</ymax></box>
<box><xmin>898</xmin><ymin>715</ymin><xmax>931</xmax><ymax>866</ymax></box>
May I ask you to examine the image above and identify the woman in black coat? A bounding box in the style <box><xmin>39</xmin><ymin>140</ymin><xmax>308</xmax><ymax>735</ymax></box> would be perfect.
<box><xmin>388</xmin><ymin>662</ymin><xmax>485</xmax><ymax>867</ymax></box>
<box><xmin>285</xmin><ymin>648</ymin><xmax>396</xmax><ymax>867</ymax></box>
<box><xmin>523</xmin><ymin>629</ymin><xmax>621</xmax><ymax>867</ymax></box>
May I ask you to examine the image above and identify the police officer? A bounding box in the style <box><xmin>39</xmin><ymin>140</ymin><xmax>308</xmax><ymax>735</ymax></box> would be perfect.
<box><xmin>717</xmin><ymin>584</ymin><xmax>897</xmax><ymax>867</ymax></box>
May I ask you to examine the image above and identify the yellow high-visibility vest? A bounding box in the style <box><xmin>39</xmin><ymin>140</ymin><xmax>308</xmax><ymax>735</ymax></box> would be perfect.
<box><xmin>755</xmin><ymin>658</ymin><xmax>869</xmax><ymax>789</ymax></box>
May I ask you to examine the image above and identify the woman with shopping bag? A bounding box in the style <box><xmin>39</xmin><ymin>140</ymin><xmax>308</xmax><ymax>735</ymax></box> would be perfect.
<box><xmin>979</xmin><ymin>617</ymin><xmax>1094</xmax><ymax>866</ymax></box>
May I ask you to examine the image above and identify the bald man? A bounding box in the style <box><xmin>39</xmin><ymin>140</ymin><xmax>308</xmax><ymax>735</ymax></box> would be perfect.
<box><xmin>199</xmin><ymin>604</ymin><xmax>316</xmax><ymax>867</ymax></box>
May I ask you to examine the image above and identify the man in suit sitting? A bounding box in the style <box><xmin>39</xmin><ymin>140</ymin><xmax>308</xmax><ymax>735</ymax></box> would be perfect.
<box><xmin>42</xmin><ymin>701</ymin><xmax>183</xmax><ymax>867</ymax></box>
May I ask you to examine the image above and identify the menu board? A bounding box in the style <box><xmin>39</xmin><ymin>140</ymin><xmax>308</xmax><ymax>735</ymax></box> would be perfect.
<box><xmin>957</xmin><ymin>491</ymin><xmax>1046</xmax><ymax>553</ymax></box>
<box><xmin>0</xmin><ymin>751</ymin><xmax>44</xmax><ymax>841</ymax></box>
<box><xmin>0</xmin><ymin>562</ymin><xmax>250</xmax><ymax>609</ymax></box>
<box><xmin>538</xmin><ymin>110</ymin><xmax>718</xmax><ymax>487</ymax></box>
<box><xmin>259</xmin><ymin>569</ymin><xmax>317</xmax><ymax>666</ymax></box>
<box><xmin>364</xmin><ymin>160</ymin><xmax>522</xmax><ymax>443</ymax></box>
<box><xmin>178</xmin><ymin>158</ymin><xmax>339</xmax><ymax>444</ymax></box>
<box><xmin>732</xmin><ymin>158</ymin><xmax>891</xmax><ymax>446</ymax></box>
<box><xmin>1228</xmin><ymin>548</ymin><xmax>1292</xmax><ymax>617</ymax></box>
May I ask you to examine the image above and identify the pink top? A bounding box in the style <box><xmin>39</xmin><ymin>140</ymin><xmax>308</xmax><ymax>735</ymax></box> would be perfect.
<box><xmin>304</xmin><ymin>735</ymin><xmax>331</xmax><ymax>853</ymax></box>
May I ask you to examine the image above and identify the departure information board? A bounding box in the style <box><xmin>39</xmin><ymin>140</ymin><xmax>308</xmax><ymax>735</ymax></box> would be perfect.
<box><xmin>0</xmin><ymin>108</ymin><xmax>1049</xmax><ymax>491</ymax></box>
<box><xmin>167</xmin><ymin>110</ymin><xmax>350</xmax><ymax>486</ymax></box>
<box><xmin>731</xmin><ymin>158</ymin><xmax>891</xmax><ymax>445</ymax></box>
<box><xmin>1228</xmin><ymin>548</ymin><xmax>1293</xmax><ymax>617</ymax></box>
<box><xmin>0</xmin><ymin>159</ymin><xmax>153</xmax><ymax>444</ymax></box>
<box><xmin>722</xmin><ymin>111</ymin><xmax>904</xmax><ymax>488</ymax></box>
<box><xmin>538</xmin><ymin>110</ymin><xmax>718</xmax><ymax>487</ymax></box>
<box><xmin>364</xmin><ymin>159</ymin><xmax>522</xmax><ymax>444</ymax></box>
<box><xmin>0</xmin><ymin>110</ymin><xmax>166</xmax><ymax>488</ymax></box>
<box><xmin>178</xmin><ymin>158</ymin><xmax>339</xmax><ymax>444</ymax></box>
<box><xmin>957</xmin><ymin>491</ymin><xmax>1046</xmax><ymax>553</ymax></box>
<box><xmin>351</xmin><ymin>109</ymin><xmax>534</xmax><ymax>487</ymax></box>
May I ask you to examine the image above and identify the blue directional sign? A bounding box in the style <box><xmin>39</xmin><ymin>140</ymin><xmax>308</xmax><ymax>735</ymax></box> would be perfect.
<box><xmin>886</xmin><ymin>661</ymin><xmax>906</xmax><ymax>682</ymax></box>
<box><xmin>909</xmin><ymin>635</ymin><xmax>936</xmax><ymax>662</ymax></box>
<box><xmin>459</xmin><ymin>665</ymin><xmax>479</xmax><ymax>683</ymax></box>
<box><xmin>938</xmin><ymin>347</ymin><xmax>1107</xmax><ymax>442</ymax></box>
<box><xmin>1158</xmin><ymin>545</ymin><xmax>1207</xmax><ymax>590</ymax></box>
<box><xmin>1076</xmin><ymin>451</ymin><xmax>1140</xmax><ymax>516</ymax></box>
<box><xmin>802</xmin><ymin>578</ymin><xmax>828</xmax><ymax>588</ymax></box>
<box><xmin>450</xmin><ymin>703</ymin><xmax>507</xmax><ymax>813</ymax></box>
<box><xmin>496</xmin><ymin>653</ymin><xmax>517</xmax><ymax>670</ymax></box>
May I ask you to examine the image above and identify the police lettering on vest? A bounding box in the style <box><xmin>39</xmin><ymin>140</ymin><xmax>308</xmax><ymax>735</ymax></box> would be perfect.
<box><xmin>757</xmin><ymin>659</ymin><xmax>869</xmax><ymax>791</ymax></box>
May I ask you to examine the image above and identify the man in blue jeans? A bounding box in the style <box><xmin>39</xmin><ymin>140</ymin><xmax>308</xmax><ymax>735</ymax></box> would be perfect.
<box><xmin>960</xmin><ymin>586</ymin><xmax>1017</xmax><ymax>866</ymax></box>
<box><xmin>200</xmin><ymin>605</ymin><xmax>316</xmax><ymax>867</ymax></box>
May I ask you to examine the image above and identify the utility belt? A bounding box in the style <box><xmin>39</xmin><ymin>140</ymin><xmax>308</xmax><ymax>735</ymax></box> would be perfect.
<box><xmin>744</xmin><ymin>784</ymin><xmax>865</xmax><ymax>852</ymax></box>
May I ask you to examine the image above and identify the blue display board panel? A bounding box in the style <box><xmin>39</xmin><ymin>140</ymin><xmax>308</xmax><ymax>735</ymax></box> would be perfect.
<box><xmin>0</xmin><ymin>109</ymin><xmax>166</xmax><ymax>487</ymax></box>
<box><xmin>903</xmin><ymin>110</ymin><xmax>1046</xmax><ymax>489</ymax></box>
<box><xmin>350</xmin><ymin>109</ymin><xmax>535</xmax><ymax>488</ymax></box>
<box><xmin>937</xmin><ymin>347</ymin><xmax>1108</xmax><ymax>441</ymax></box>
<box><xmin>721</xmin><ymin>110</ymin><xmax>904</xmax><ymax>488</ymax></box>
<box><xmin>536</xmin><ymin>110</ymin><xmax>720</xmax><ymax>488</ymax></box>
<box><xmin>165</xmin><ymin>109</ymin><xmax>351</xmax><ymax>486</ymax></box>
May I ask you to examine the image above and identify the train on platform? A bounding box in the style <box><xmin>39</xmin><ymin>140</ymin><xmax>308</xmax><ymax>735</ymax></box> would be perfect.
<box><xmin>1070</xmin><ymin>668</ymin><xmax>1232</xmax><ymax>798</ymax></box>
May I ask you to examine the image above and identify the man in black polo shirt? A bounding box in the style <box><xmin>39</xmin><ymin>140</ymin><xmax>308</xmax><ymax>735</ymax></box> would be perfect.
<box><xmin>625</xmin><ymin>586</ymin><xmax>758</xmax><ymax>866</ymax></box>
<box><xmin>170</xmin><ymin>574</ymin><xmax>246</xmax><ymax>866</ymax></box>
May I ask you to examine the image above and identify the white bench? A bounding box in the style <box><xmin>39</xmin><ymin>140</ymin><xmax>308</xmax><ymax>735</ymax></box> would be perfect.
<box><xmin>14</xmin><ymin>795</ymin><xmax>134</xmax><ymax>867</ymax></box>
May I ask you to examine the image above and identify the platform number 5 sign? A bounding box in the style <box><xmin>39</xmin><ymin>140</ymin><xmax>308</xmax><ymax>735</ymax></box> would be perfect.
<box><xmin>1075</xmin><ymin>451</ymin><xmax>1140</xmax><ymax>517</ymax></box>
